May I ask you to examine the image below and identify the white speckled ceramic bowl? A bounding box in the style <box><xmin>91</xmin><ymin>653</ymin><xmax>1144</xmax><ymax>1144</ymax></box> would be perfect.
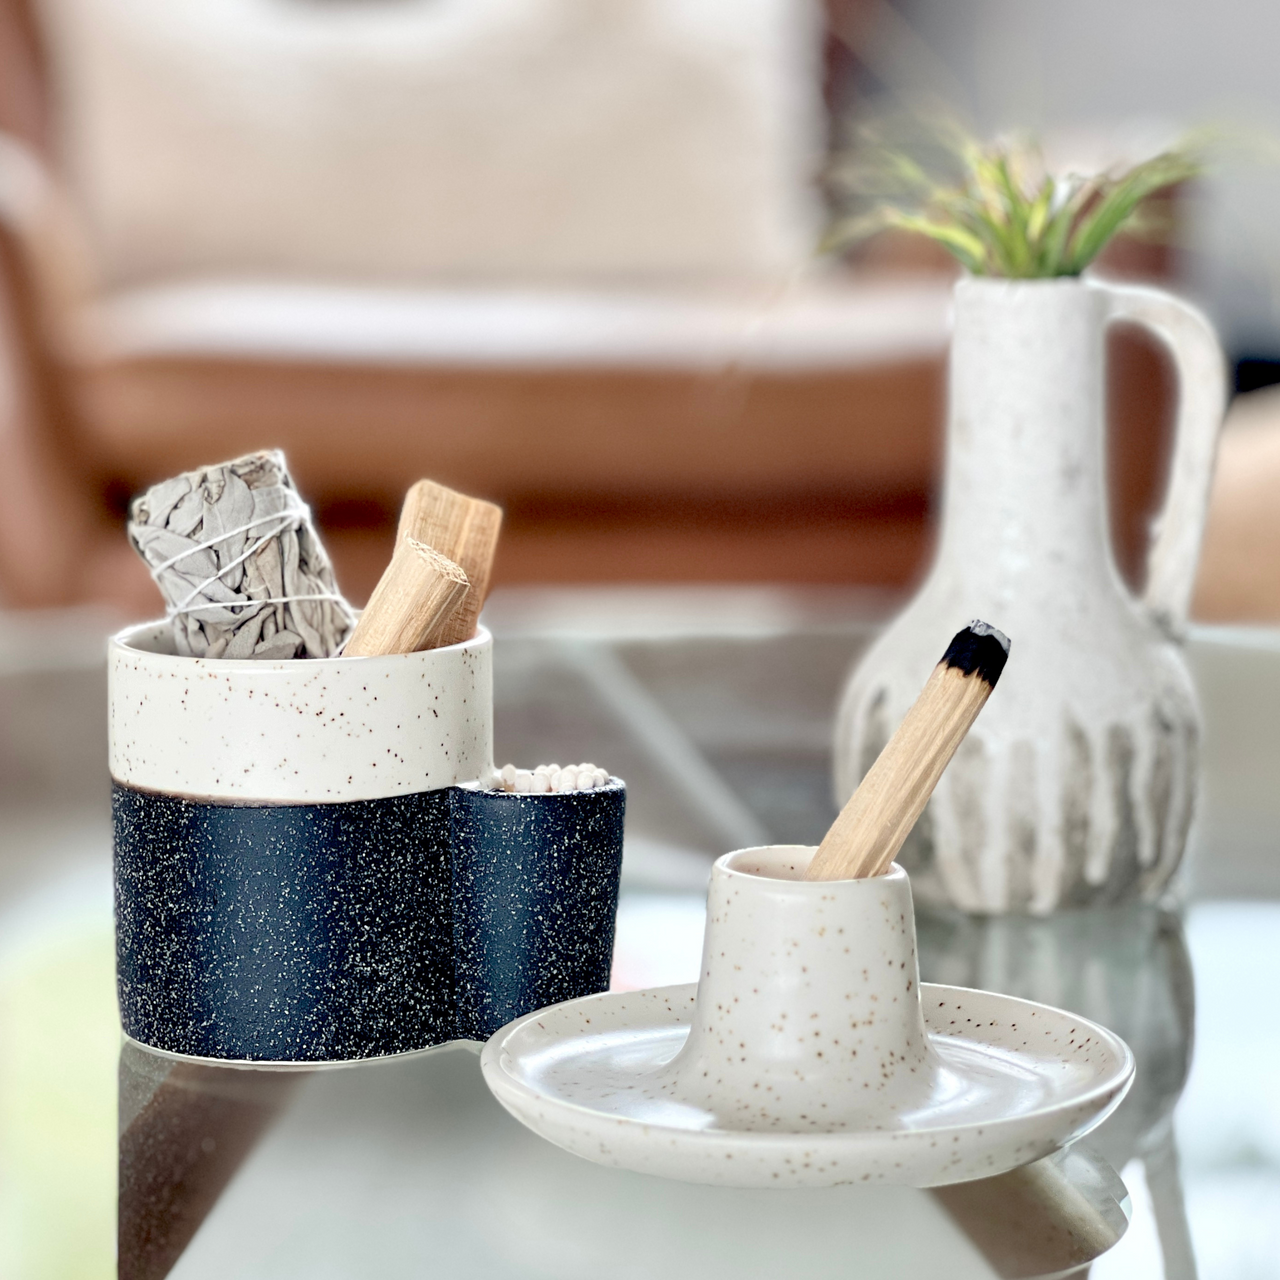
<box><xmin>109</xmin><ymin>619</ymin><xmax>492</xmax><ymax>802</ymax></box>
<box><xmin>482</xmin><ymin>845</ymin><xmax>1134</xmax><ymax>1187</ymax></box>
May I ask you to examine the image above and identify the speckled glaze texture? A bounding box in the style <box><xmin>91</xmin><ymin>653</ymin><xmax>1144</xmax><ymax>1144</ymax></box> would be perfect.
<box><xmin>109</xmin><ymin>620</ymin><xmax>492</xmax><ymax>802</ymax></box>
<box><xmin>661</xmin><ymin>848</ymin><xmax>933</xmax><ymax>1127</ymax></box>
<box><xmin>451</xmin><ymin>786</ymin><xmax>624</xmax><ymax>1040</ymax></box>
<box><xmin>114</xmin><ymin>784</ymin><xmax>455</xmax><ymax>1061</ymax></box>
<box><xmin>482</xmin><ymin>845</ymin><xmax>1134</xmax><ymax>1188</ymax></box>
<box><xmin>835</xmin><ymin>279</ymin><xmax>1223</xmax><ymax>914</ymax></box>
<box><xmin>109</xmin><ymin>618</ymin><xmax>625</xmax><ymax>1063</ymax></box>
<box><xmin>114</xmin><ymin>782</ymin><xmax>625</xmax><ymax>1061</ymax></box>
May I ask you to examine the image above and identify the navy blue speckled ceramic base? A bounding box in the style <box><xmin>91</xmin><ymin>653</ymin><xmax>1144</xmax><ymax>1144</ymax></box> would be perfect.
<box><xmin>113</xmin><ymin>782</ymin><xmax>624</xmax><ymax>1062</ymax></box>
<box><xmin>451</xmin><ymin>788</ymin><xmax>624</xmax><ymax>1039</ymax></box>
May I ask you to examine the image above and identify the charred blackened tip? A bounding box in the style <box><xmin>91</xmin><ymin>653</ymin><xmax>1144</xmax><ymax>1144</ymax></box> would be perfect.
<box><xmin>942</xmin><ymin>620</ymin><xmax>1011</xmax><ymax>687</ymax></box>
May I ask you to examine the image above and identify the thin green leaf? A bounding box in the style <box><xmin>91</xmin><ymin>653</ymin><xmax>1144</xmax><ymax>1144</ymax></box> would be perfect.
<box><xmin>1035</xmin><ymin>178</ymin><xmax>1098</xmax><ymax>275</ymax></box>
<box><xmin>1064</xmin><ymin>151</ymin><xmax>1199</xmax><ymax>271</ymax></box>
<box><xmin>1024</xmin><ymin>177</ymin><xmax>1055</xmax><ymax>245</ymax></box>
<box><xmin>883</xmin><ymin>212</ymin><xmax>988</xmax><ymax>273</ymax></box>
<box><xmin>819</xmin><ymin>208</ymin><xmax>894</xmax><ymax>254</ymax></box>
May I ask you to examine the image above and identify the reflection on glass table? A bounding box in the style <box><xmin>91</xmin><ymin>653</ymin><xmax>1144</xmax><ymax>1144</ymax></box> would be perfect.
<box><xmin>119</xmin><ymin>1036</ymin><xmax>1129</xmax><ymax>1280</ymax></box>
<box><xmin>917</xmin><ymin>905</ymin><xmax>1195</xmax><ymax>1280</ymax></box>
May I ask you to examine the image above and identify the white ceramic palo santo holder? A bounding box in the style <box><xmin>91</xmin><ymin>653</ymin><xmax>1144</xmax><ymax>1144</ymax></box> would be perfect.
<box><xmin>664</xmin><ymin>846</ymin><xmax>932</xmax><ymax>1133</ymax></box>
<box><xmin>482</xmin><ymin>623</ymin><xmax>1135</xmax><ymax>1188</ymax></box>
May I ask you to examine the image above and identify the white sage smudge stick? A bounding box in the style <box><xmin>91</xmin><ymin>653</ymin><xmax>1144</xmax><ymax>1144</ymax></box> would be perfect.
<box><xmin>128</xmin><ymin>450</ymin><xmax>355</xmax><ymax>660</ymax></box>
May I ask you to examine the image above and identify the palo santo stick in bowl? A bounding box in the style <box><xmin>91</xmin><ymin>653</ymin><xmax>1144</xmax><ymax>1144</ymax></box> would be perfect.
<box><xmin>342</xmin><ymin>538</ymin><xmax>469</xmax><ymax>657</ymax></box>
<box><xmin>398</xmin><ymin>481</ymin><xmax>503</xmax><ymax>647</ymax></box>
<box><xmin>806</xmin><ymin>620</ymin><xmax>1010</xmax><ymax>882</ymax></box>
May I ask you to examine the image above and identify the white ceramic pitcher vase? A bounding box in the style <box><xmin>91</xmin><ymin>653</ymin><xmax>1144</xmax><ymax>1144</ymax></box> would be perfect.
<box><xmin>835</xmin><ymin>276</ymin><xmax>1226</xmax><ymax>914</ymax></box>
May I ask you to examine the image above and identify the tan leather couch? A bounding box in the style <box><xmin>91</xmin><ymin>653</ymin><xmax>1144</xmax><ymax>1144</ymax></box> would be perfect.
<box><xmin>0</xmin><ymin>0</ymin><xmax>1179</xmax><ymax>612</ymax></box>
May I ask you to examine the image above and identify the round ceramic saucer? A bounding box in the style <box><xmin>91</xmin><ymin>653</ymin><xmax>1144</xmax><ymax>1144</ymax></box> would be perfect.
<box><xmin>481</xmin><ymin>982</ymin><xmax>1134</xmax><ymax>1188</ymax></box>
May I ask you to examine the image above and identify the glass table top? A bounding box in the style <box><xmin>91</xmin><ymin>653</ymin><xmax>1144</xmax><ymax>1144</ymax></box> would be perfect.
<box><xmin>2</xmin><ymin>588</ymin><xmax>1279</xmax><ymax>1279</ymax></box>
<box><xmin>117</xmin><ymin>1036</ymin><xmax>1130</xmax><ymax>1280</ymax></box>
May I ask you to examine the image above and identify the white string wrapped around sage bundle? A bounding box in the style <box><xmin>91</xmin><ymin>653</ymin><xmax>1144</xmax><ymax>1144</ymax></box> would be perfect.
<box><xmin>128</xmin><ymin>451</ymin><xmax>355</xmax><ymax>659</ymax></box>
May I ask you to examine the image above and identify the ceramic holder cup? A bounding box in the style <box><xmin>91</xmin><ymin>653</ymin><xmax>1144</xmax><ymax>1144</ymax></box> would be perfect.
<box><xmin>660</xmin><ymin>845</ymin><xmax>935</xmax><ymax>1125</ymax></box>
<box><xmin>109</xmin><ymin>621</ymin><xmax>624</xmax><ymax>1063</ymax></box>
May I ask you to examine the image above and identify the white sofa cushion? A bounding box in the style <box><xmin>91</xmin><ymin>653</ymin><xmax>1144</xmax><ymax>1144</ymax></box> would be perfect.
<box><xmin>37</xmin><ymin>0</ymin><xmax>826</xmax><ymax>289</ymax></box>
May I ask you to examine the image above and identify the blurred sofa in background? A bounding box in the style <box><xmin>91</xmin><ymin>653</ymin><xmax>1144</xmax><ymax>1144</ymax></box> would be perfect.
<box><xmin>0</xmin><ymin>0</ymin><xmax>1189</xmax><ymax>612</ymax></box>
<box><xmin>1194</xmin><ymin>384</ymin><xmax>1280</xmax><ymax>621</ymax></box>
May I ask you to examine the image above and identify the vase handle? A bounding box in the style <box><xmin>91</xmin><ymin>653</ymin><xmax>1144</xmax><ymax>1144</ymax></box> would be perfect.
<box><xmin>1096</xmin><ymin>280</ymin><xmax>1227</xmax><ymax>637</ymax></box>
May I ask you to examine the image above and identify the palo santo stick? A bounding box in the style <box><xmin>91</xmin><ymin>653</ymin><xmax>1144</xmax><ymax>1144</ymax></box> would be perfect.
<box><xmin>806</xmin><ymin>621</ymin><xmax>1011</xmax><ymax>881</ymax></box>
<box><xmin>342</xmin><ymin>538</ymin><xmax>469</xmax><ymax>657</ymax></box>
<box><xmin>398</xmin><ymin>481</ymin><xmax>502</xmax><ymax>647</ymax></box>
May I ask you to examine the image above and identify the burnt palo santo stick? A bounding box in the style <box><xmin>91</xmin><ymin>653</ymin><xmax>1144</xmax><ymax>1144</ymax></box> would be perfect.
<box><xmin>342</xmin><ymin>538</ymin><xmax>469</xmax><ymax>657</ymax></box>
<box><xmin>806</xmin><ymin>622</ymin><xmax>1011</xmax><ymax>882</ymax></box>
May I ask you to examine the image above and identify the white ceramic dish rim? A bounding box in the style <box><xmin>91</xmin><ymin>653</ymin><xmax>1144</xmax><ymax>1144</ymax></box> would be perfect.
<box><xmin>482</xmin><ymin>980</ymin><xmax>1136</xmax><ymax>1149</ymax></box>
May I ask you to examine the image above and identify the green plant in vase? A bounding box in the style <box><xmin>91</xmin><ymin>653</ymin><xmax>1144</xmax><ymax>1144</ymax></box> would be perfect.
<box><xmin>827</xmin><ymin>123</ymin><xmax>1228</xmax><ymax>915</ymax></box>
<box><xmin>824</xmin><ymin>123</ymin><xmax>1208</xmax><ymax>278</ymax></box>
